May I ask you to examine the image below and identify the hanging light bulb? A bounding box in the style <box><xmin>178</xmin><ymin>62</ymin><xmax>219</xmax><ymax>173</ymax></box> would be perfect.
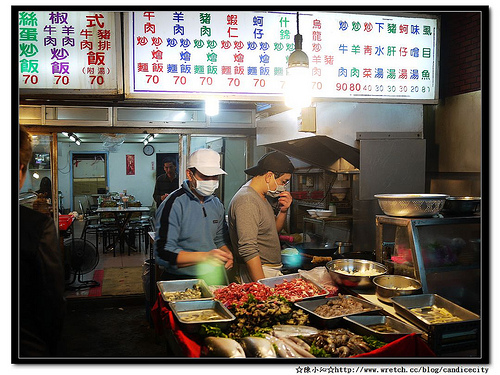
<box><xmin>284</xmin><ymin>12</ymin><xmax>311</xmax><ymax>109</ymax></box>
<box><xmin>69</xmin><ymin>133</ymin><xmax>76</xmax><ymax>142</ymax></box>
<box><xmin>205</xmin><ymin>97</ymin><xmax>219</xmax><ymax>117</ymax></box>
<box><xmin>32</xmin><ymin>172</ymin><xmax>40</xmax><ymax>179</ymax></box>
<box><xmin>75</xmin><ymin>139</ymin><xmax>81</xmax><ymax>146</ymax></box>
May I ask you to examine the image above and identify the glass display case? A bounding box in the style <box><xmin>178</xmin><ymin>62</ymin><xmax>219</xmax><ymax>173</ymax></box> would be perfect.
<box><xmin>375</xmin><ymin>215</ymin><xmax>481</xmax><ymax>314</ymax></box>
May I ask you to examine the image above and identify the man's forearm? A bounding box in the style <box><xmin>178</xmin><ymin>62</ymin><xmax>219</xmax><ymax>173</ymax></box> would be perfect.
<box><xmin>275</xmin><ymin>210</ymin><xmax>287</xmax><ymax>232</ymax></box>
<box><xmin>245</xmin><ymin>256</ymin><xmax>265</xmax><ymax>282</ymax></box>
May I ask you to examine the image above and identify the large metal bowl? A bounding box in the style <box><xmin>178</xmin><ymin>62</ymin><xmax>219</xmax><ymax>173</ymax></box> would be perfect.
<box><xmin>374</xmin><ymin>194</ymin><xmax>449</xmax><ymax>217</ymax></box>
<box><xmin>372</xmin><ymin>275</ymin><xmax>422</xmax><ymax>303</ymax></box>
<box><xmin>443</xmin><ymin>196</ymin><xmax>480</xmax><ymax>215</ymax></box>
<box><xmin>326</xmin><ymin>259</ymin><xmax>387</xmax><ymax>289</ymax></box>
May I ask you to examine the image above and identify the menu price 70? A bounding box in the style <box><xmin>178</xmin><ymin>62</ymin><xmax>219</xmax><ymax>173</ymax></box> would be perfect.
<box><xmin>139</xmin><ymin>72</ymin><xmax>281</xmax><ymax>94</ymax></box>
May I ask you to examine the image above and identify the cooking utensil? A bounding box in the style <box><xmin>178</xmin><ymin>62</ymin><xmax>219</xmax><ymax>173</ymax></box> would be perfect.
<box><xmin>443</xmin><ymin>196</ymin><xmax>480</xmax><ymax>215</ymax></box>
<box><xmin>325</xmin><ymin>259</ymin><xmax>387</xmax><ymax>289</ymax></box>
<box><xmin>391</xmin><ymin>294</ymin><xmax>480</xmax><ymax>331</ymax></box>
<box><xmin>157</xmin><ymin>279</ymin><xmax>214</xmax><ymax>302</ymax></box>
<box><xmin>307</xmin><ymin>209</ymin><xmax>318</xmax><ymax>218</ymax></box>
<box><xmin>168</xmin><ymin>299</ymin><xmax>235</xmax><ymax>333</ymax></box>
<box><xmin>294</xmin><ymin>295</ymin><xmax>381</xmax><ymax>328</ymax></box>
<box><xmin>258</xmin><ymin>273</ymin><xmax>328</xmax><ymax>301</ymax></box>
<box><xmin>391</xmin><ymin>294</ymin><xmax>480</xmax><ymax>355</ymax></box>
<box><xmin>316</xmin><ymin>209</ymin><xmax>334</xmax><ymax>218</ymax></box>
<box><xmin>374</xmin><ymin>194</ymin><xmax>449</xmax><ymax>217</ymax></box>
<box><xmin>334</xmin><ymin>241</ymin><xmax>353</xmax><ymax>255</ymax></box>
<box><xmin>372</xmin><ymin>275</ymin><xmax>422</xmax><ymax>303</ymax></box>
<box><xmin>343</xmin><ymin>315</ymin><xmax>424</xmax><ymax>342</ymax></box>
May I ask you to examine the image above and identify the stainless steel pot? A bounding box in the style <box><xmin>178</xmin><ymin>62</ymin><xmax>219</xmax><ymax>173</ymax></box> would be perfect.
<box><xmin>443</xmin><ymin>197</ymin><xmax>480</xmax><ymax>215</ymax></box>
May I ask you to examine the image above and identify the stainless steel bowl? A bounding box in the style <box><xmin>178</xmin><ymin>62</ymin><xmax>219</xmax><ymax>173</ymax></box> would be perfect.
<box><xmin>443</xmin><ymin>196</ymin><xmax>480</xmax><ymax>215</ymax></box>
<box><xmin>326</xmin><ymin>259</ymin><xmax>387</xmax><ymax>289</ymax></box>
<box><xmin>374</xmin><ymin>194</ymin><xmax>449</xmax><ymax>217</ymax></box>
<box><xmin>372</xmin><ymin>275</ymin><xmax>422</xmax><ymax>303</ymax></box>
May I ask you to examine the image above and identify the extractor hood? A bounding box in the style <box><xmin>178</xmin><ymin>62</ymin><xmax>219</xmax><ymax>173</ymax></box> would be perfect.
<box><xmin>256</xmin><ymin>102</ymin><xmax>424</xmax><ymax>172</ymax></box>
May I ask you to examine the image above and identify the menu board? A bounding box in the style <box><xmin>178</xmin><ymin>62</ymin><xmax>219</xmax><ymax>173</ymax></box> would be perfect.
<box><xmin>127</xmin><ymin>11</ymin><xmax>439</xmax><ymax>102</ymax></box>
<box><xmin>18</xmin><ymin>11</ymin><xmax>121</xmax><ymax>92</ymax></box>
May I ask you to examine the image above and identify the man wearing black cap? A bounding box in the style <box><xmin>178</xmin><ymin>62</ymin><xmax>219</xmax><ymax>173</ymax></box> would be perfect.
<box><xmin>228</xmin><ymin>151</ymin><xmax>294</xmax><ymax>282</ymax></box>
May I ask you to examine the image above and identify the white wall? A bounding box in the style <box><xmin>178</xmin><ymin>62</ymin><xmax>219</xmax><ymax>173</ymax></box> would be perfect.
<box><xmin>57</xmin><ymin>141</ymin><xmax>178</xmax><ymax>211</ymax></box>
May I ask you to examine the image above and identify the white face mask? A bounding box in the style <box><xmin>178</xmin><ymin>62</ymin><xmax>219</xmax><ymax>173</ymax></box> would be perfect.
<box><xmin>266</xmin><ymin>174</ymin><xmax>286</xmax><ymax>198</ymax></box>
<box><xmin>193</xmin><ymin>177</ymin><xmax>219</xmax><ymax>197</ymax></box>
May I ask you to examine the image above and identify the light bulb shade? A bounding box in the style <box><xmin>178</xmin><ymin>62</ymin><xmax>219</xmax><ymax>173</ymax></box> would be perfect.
<box><xmin>205</xmin><ymin>98</ymin><xmax>219</xmax><ymax>116</ymax></box>
<box><xmin>284</xmin><ymin>65</ymin><xmax>312</xmax><ymax>109</ymax></box>
<box><xmin>288</xmin><ymin>47</ymin><xmax>309</xmax><ymax>69</ymax></box>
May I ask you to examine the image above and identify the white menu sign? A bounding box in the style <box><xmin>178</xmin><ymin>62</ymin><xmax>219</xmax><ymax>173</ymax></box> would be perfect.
<box><xmin>127</xmin><ymin>10</ymin><xmax>439</xmax><ymax>102</ymax></box>
<box><xmin>18</xmin><ymin>11</ymin><xmax>121</xmax><ymax>92</ymax></box>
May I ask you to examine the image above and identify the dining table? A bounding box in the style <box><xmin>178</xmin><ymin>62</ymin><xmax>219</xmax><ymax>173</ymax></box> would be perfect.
<box><xmin>95</xmin><ymin>205</ymin><xmax>151</xmax><ymax>256</ymax></box>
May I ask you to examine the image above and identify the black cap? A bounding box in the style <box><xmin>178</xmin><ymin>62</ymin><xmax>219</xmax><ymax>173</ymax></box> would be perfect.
<box><xmin>244</xmin><ymin>151</ymin><xmax>295</xmax><ymax>176</ymax></box>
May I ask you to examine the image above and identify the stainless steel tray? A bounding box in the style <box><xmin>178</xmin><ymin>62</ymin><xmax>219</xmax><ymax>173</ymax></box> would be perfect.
<box><xmin>258</xmin><ymin>273</ymin><xmax>328</xmax><ymax>301</ymax></box>
<box><xmin>294</xmin><ymin>295</ymin><xmax>382</xmax><ymax>328</ymax></box>
<box><xmin>157</xmin><ymin>279</ymin><xmax>213</xmax><ymax>302</ymax></box>
<box><xmin>168</xmin><ymin>299</ymin><xmax>235</xmax><ymax>333</ymax></box>
<box><xmin>391</xmin><ymin>294</ymin><xmax>480</xmax><ymax>354</ymax></box>
<box><xmin>343</xmin><ymin>315</ymin><xmax>423</xmax><ymax>342</ymax></box>
<box><xmin>391</xmin><ymin>294</ymin><xmax>480</xmax><ymax>330</ymax></box>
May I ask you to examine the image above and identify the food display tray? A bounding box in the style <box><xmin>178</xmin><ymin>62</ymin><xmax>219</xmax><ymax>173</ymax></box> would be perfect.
<box><xmin>168</xmin><ymin>299</ymin><xmax>235</xmax><ymax>333</ymax></box>
<box><xmin>343</xmin><ymin>315</ymin><xmax>424</xmax><ymax>342</ymax></box>
<box><xmin>391</xmin><ymin>294</ymin><xmax>480</xmax><ymax>355</ymax></box>
<box><xmin>258</xmin><ymin>273</ymin><xmax>329</xmax><ymax>301</ymax></box>
<box><xmin>294</xmin><ymin>295</ymin><xmax>382</xmax><ymax>328</ymax></box>
<box><xmin>157</xmin><ymin>279</ymin><xmax>213</xmax><ymax>302</ymax></box>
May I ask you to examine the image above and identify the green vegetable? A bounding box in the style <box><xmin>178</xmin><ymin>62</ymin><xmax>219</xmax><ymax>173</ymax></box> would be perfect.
<box><xmin>245</xmin><ymin>294</ymin><xmax>258</xmax><ymax>305</ymax></box>
<box><xmin>363</xmin><ymin>335</ymin><xmax>386</xmax><ymax>350</ymax></box>
<box><xmin>309</xmin><ymin>343</ymin><xmax>331</xmax><ymax>357</ymax></box>
<box><xmin>199</xmin><ymin>324</ymin><xmax>228</xmax><ymax>338</ymax></box>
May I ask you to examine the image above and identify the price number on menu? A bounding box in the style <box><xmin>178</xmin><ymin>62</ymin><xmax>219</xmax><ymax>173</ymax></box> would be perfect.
<box><xmin>89</xmin><ymin>76</ymin><xmax>105</xmax><ymax>85</ymax></box>
<box><xmin>143</xmin><ymin>75</ymin><xmax>271</xmax><ymax>90</ymax></box>
<box><xmin>336</xmin><ymin>83</ymin><xmax>362</xmax><ymax>92</ymax></box>
<box><xmin>334</xmin><ymin>83</ymin><xmax>432</xmax><ymax>96</ymax></box>
<box><xmin>22</xmin><ymin>75</ymin><xmax>39</xmax><ymax>85</ymax></box>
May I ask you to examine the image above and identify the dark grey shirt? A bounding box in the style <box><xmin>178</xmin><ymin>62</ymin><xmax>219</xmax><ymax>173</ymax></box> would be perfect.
<box><xmin>153</xmin><ymin>174</ymin><xmax>179</xmax><ymax>207</ymax></box>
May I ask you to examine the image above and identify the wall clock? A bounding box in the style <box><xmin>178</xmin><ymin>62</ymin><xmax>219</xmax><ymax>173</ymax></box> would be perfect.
<box><xmin>143</xmin><ymin>144</ymin><xmax>154</xmax><ymax>156</ymax></box>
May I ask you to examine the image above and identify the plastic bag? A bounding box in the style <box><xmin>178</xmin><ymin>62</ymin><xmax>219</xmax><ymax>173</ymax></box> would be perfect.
<box><xmin>298</xmin><ymin>267</ymin><xmax>338</xmax><ymax>296</ymax></box>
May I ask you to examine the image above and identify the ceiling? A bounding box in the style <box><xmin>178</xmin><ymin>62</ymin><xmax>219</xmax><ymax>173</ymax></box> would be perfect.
<box><xmin>56</xmin><ymin>132</ymin><xmax>180</xmax><ymax>144</ymax></box>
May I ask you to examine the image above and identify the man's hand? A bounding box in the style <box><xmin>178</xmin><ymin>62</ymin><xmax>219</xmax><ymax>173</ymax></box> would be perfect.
<box><xmin>208</xmin><ymin>248</ymin><xmax>234</xmax><ymax>269</ymax></box>
<box><xmin>278</xmin><ymin>191</ymin><xmax>293</xmax><ymax>212</ymax></box>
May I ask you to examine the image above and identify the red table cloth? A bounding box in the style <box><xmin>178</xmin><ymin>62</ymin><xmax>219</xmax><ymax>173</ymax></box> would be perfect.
<box><xmin>150</xmin><ymin>293</ymin><xmax>435</xmax><ymax>358</ymax></box>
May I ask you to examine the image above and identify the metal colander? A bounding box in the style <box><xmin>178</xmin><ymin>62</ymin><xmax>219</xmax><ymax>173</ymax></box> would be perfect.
<box><xmin>374</xmin><ymin>194</ymin><xmax>449</xmax><ymax>217</ymax></box>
